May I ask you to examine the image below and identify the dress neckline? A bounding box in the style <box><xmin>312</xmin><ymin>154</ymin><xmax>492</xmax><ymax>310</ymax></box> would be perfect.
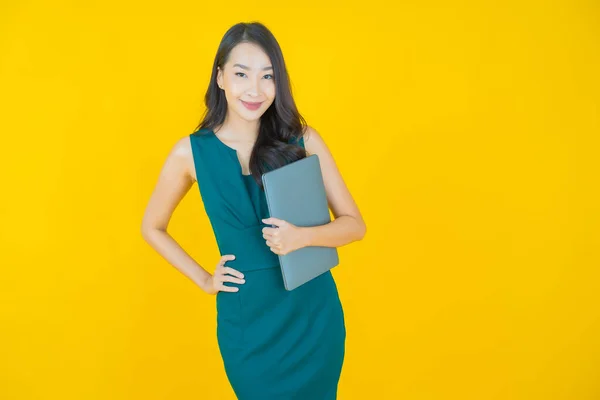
<box><xmin>209</xmin><ymin>129</ymin><xmax>255</xmax><ymax>177</ymax></box>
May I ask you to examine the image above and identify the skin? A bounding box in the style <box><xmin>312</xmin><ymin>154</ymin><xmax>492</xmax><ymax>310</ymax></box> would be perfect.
<box><xmin>141</xmin><ymin>42</ymin><xmax>366</xmax><ymax>295</ymax></box>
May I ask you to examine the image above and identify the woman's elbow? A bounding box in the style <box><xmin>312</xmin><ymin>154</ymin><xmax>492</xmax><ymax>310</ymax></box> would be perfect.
<box><xmin>356</xmin><ymin>219</ymin><xmax>367</xmax><ymax>240</ymax></box>
<box><xmin>140</xmin><ymin>220</ymin><xmax>162</xmax><ymax>242</ymax></box>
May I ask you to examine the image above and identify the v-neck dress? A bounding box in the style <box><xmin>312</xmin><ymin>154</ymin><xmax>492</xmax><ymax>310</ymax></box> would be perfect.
<box><xmin>189</xmin><ymin>128</ymin><xmax>346</xmax><ymax>399</ymax></box>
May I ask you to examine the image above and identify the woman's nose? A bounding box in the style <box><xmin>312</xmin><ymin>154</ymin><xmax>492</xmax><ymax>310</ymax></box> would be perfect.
<box><xmin>246</xmin><ymin>78</ymin><xmax>261</xmax><ymax>96</ymax></box>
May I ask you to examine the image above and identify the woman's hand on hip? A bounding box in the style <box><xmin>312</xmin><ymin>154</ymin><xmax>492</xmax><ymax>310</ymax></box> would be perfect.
<box><xmin>203</xmin><ymin>254</ymin><xmax>245</xmax><ymax>295</ymax></box>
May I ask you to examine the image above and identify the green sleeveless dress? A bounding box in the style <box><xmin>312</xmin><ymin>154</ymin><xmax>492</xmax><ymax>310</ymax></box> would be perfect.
<box><xmin>189</xmin><ymin>128</ymin><xmax>346</xmax><ymax>399</ymax></box>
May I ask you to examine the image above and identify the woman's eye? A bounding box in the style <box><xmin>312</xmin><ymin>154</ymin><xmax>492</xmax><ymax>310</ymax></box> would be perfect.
<box><xmin>234</xmin><ymin>72</ymin><xmax>273</xmax><ymax>79</ymax></box>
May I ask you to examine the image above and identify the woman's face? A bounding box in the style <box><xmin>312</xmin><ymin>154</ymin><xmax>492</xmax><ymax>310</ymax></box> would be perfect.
<box><xmin>217</xmin><ymin>42</ymin><xmax>276</xmax><ymax>122</ymax></box>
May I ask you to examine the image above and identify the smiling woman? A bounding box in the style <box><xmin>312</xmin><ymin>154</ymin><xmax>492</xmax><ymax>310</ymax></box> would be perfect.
<box><xmin>141</xmin><ymin>21</ymin><xmax>366</xmax><ymax>400</ymax></box>
<box><xmin>217</xmin><ymin>55</ymin><xmax>275</xmax><ymax>122</ymax></box>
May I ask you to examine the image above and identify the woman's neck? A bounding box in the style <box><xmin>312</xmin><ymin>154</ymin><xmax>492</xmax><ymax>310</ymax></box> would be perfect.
<box><xmin>215</xmin><ymin>115</ymin><xmax>260</xmax><ymax>143</ymax></box>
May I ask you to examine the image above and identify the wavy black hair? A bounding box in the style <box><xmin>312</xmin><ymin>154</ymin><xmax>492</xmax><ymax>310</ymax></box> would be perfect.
<box><xmin>194</xmin><ymin>21</ymin><xmax>308</xmax><ymax>189</ymax></box>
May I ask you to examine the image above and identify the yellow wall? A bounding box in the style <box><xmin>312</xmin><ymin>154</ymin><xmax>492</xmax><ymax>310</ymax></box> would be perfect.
<box><xmin>1</xmin><ymin>1</ymin><xmax>598</xmax><ymax>399</ymax></box>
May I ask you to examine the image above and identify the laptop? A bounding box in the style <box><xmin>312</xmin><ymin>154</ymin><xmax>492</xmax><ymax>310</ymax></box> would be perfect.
<box><xmin>261</xmin><ymin>154</ymin><xmax>339</xmax><ymax>291</ymax></box>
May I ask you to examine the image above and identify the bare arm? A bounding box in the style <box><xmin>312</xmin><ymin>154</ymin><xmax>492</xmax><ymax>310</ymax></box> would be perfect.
<box><xmin>140</xmin><ymin>136</ymin><xmax>212</xmax><ymax>293</ymax></box>
<box><xmin>301</xmin><ymin>126</ymin><xmax>367</xmax><ymax>248</ymax></box>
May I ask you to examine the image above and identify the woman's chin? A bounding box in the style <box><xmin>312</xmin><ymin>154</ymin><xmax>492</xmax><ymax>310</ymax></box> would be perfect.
<box><xmin>238</xmin><ymin>109</ymin><xmax>265</xmax><ymax>121</ymax></box>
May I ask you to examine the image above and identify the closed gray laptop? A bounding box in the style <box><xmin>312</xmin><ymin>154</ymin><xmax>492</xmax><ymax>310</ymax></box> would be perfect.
<box><xmin>261</xmin><ymin>154</ymin><xmax>339</xmax><ymax>291</ymax></box>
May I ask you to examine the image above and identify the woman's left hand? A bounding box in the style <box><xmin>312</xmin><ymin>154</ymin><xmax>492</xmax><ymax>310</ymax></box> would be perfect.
<box><xmin>261</xmin><ymin>217</ymin><xmax>307</xmax><ymax>255</ymax></box>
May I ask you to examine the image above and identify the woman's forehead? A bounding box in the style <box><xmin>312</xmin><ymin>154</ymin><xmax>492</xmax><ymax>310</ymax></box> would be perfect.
<box><xmin>227</xmin><ymin>43</ymin><xmax>271</xmax><ymax>67</ymax></box>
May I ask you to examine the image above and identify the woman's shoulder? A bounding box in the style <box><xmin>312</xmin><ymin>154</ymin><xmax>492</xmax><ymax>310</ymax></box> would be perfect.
<box><xmin>302</xmin><ymin>125</ymin><xmax>315</xmax><ymax>142</ymax></box>
<box><xmin>301</xmin><ymin>125</ymin><xmax>324</xmax><ymax>155</ymax></box>
<box><xmin>164</xmin><ymin>135</ymin><xmax>197</xmax><ymax>181</ymax></box>
<box><xmin>174</xmin><ymin>135</ymin><xmax>194</xmax><ymax>155</ymax></box>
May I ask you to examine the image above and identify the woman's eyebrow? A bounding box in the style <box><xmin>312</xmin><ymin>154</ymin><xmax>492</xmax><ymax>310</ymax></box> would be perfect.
<box><xmin>232</xmin><ymin>63</ymin><xmax>273</xmax><ymax>71</ymax></box>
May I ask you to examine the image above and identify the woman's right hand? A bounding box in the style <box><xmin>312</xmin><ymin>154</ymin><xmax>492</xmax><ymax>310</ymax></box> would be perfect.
<box><xmin>203</xmin><ymin>254</ymin><xmax>245</xmax><ymax>295</ymax></box>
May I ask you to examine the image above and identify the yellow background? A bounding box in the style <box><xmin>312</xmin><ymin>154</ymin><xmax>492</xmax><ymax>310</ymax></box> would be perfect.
<box><xmin>1</xmin><ymin>1</ymin><xmax>599</xmax><ymax>399</ymax></box>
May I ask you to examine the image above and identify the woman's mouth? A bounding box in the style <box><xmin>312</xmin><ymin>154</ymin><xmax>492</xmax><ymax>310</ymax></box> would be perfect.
<box><xmin>241</xmin><ymin>100</ymin><xmax>263</xmax><ymax>111</ymax></box>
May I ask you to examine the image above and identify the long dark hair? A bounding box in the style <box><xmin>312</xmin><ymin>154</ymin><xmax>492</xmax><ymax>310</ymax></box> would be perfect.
<box><xmin>194</xmin><ymin>22</ymin><xmax>307</xmax><ymax>189</ymax></box>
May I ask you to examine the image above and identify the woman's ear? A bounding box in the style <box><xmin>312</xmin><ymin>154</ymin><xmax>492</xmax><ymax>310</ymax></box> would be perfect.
<box><xmin>217</xmin><ymin>67</ymin><xmax>223</xmax><ymax>89</ymax></box>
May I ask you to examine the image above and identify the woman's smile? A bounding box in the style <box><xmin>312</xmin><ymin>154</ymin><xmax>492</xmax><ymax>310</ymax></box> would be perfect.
<box><xmin>240</xmin><ymin>100</ymin><xmax>263</xmax><ymax>110</ymax></box>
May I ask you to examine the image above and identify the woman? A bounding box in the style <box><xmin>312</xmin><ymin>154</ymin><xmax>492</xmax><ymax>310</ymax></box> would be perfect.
<box><xmin>141</xmin><ymin>21</ymin><xmax>366</xmax><ymax>399</ymax></box>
